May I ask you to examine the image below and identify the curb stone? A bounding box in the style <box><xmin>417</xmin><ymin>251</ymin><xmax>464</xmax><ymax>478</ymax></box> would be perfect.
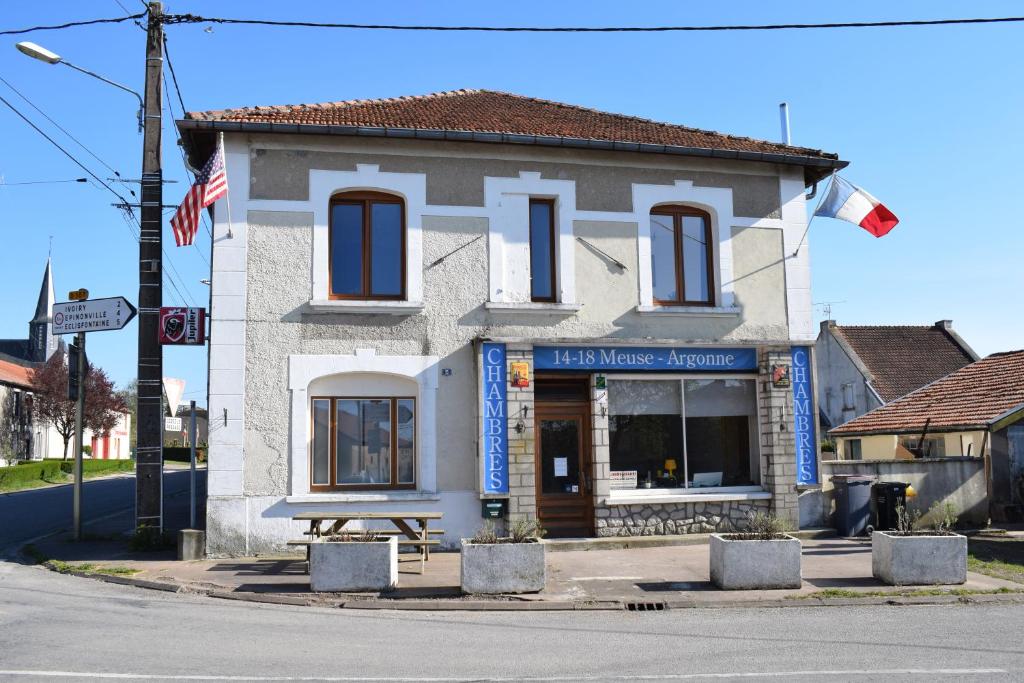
<box><xmin>34</xmin><ymin>562</ymin><xmax>1024</xmax><ymax>611</ymax></box>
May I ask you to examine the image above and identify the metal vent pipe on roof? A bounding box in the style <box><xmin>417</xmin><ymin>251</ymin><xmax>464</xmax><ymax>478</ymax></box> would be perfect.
<box><xmin>779</xmin><ymin>102</ymin><xmax>791</xmax><ymax>145</ymax></box>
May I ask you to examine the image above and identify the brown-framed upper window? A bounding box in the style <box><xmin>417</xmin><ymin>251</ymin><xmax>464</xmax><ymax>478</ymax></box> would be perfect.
<box><xmin>329</xmin><ymin>191</ymin><xmax>406</xmax><ymax>300</ymax></box>
<box><xmin>529</xmin><ymin>198</ymin><xmax>557</xmax><ymax>302</ymax></box>
<box><xmin>310</xmin><ymin>396</ymin><xmax>416</xmax><ymax>491</ymax></box>
<box><xmin>650</xmin><ymin>206</ymin><xmax>714</xmax><ymax>306</ymax></box>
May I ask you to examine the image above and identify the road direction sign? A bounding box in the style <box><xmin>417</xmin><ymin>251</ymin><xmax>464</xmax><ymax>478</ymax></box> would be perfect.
<box><xmin>52</xmin><ymin>297</ymin><xmax>137</xmax><ymax>334</ymax></box>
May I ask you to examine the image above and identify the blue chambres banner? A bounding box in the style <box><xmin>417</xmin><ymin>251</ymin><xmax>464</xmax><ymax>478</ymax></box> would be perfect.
<box><xmin>481</xmin><ymin>342</ymin><xmax>508</xmax><ymax>494</ymax></box>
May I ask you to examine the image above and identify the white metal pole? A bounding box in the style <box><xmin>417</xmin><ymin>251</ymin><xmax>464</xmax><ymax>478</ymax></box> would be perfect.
<box><xmin>189</xmin><ymin>400</ymin><xmax>196</xmax><ymax>529</ymax></box>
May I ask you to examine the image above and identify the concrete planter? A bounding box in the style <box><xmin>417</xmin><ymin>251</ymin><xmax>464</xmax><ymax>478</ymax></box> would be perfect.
<box><xmin>460</xmin><ymin>539</ymin><xmax>546</xmax><ymax>594</ymax></box>
<box><xmin>309</xmin><ymin>536</ymin><xmax>398</xmax><ymax>592</ymax></box>
<box><xmin>871</xmin><ymin>531</ymin><xmax>967</xmax><ymax>586</ymax></box>
<box><xmin>709</xmin><ymin>534</ymin><xmax>802</xmax><ymax>590</ymax></box>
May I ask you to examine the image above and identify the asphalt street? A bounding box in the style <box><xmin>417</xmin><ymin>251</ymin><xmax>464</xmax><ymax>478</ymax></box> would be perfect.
<box><xmin>0</xmin><ymin>558</ymin><xmax>1021</xmax><ymax>682</ymax></box>
<box><xmin>0</xmin><ymin>468</ymin><xmax>204</xmax><ymax>549</ymax></box>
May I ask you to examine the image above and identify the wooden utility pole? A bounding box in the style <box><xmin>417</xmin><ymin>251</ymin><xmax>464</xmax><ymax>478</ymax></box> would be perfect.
<box><xmin>136</xmin><ymin>1</ymin><xmax>164</xmax><ymax>529</ymax></box>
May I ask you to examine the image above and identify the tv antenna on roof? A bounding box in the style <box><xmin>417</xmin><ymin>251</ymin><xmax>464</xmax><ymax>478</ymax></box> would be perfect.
<box><xmin>813</xmin><ymin>300</ymin><xmax>846</xmax><ymax>319</ymax></box>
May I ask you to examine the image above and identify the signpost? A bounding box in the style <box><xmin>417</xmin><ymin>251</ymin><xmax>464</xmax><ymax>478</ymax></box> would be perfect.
<box><xmin>53</xmin><ymin>297</ymin><xmax>137</xmax><ymax>335</ymax></box>
<box><xmin>55</xmin><ymin>292</ymin><xmax>137</xmax><ymax>541</ymax></box>
<box><xmin>164</xmin><ymin>417</ymin><xmax>182</xmax><ymax>432</ymax></box>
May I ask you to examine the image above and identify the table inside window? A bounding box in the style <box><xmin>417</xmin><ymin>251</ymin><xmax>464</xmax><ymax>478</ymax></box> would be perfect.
<box><xmin>292</xmin><ymin>511</ymin><xmax>443</xmax><ymax>573</ymax></box>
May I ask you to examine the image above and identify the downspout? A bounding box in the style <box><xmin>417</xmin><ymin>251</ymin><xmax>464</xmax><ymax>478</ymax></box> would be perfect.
<box><xmin>982</xmin><ymin>429</ymin><xmax>992</xmax><ymax>523</ymax></box>
<box><xmin>805</xmin><ymin>180</ymin><xmax>818</xmax><ymax>201</ymax></box>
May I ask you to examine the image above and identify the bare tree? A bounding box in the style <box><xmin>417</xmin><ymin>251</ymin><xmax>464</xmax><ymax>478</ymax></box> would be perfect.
<box><xmin>31</xmin><ymin>353</ymin><xmax>128</xmax><ymax>460</ymax></box>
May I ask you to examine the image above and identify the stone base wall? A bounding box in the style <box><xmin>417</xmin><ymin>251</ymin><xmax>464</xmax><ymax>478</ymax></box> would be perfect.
<box><xmin>595</xmin><ymin>499</ymin><xmax>771</xmax><ymax>537</ymax></box>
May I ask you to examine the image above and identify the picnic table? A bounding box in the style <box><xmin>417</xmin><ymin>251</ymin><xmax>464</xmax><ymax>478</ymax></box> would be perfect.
<box><xmin>290</xmin><ymin>511</ymin><xmax>443</xmax><ymax>573</ymax></box>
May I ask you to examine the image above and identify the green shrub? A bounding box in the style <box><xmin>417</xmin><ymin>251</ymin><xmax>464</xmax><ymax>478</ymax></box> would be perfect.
<box><xmin>0</xmin><ymin>460</ymin><xmax>63</xmax><ymax>491</ymax></box>
<box><xmin>82</xmin><ymin>459</ymin><xmax>134</xmax><ymax>475</ymax></box>
<box><xmin>163</xmin><ymin>446</ymin><xmax>207</xmax><ymax>463</ymax></box>
<box><xmin>732</xmin><ymin>512</ymin><xmax>790</xmax><ymax>540</ymax></box>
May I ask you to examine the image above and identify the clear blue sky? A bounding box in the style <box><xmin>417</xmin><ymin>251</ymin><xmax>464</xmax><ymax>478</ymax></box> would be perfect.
<box><xmin>2</xmin><ymin>1</ymin><xmax>1022</xmax><ymax>406</ymax></box>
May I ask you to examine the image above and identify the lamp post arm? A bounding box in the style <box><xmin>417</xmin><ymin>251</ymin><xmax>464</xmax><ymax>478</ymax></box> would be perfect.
<box><xmin>60</xmin><ymin>61</ymin><xmax>144</xmax><ymax>131</ymax></box>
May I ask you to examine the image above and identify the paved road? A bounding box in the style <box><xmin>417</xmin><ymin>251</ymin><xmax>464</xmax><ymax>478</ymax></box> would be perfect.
<box><xmin>0</xmin><ymin>559</ymin><xmax>1021</xmax><ymax>681</ymax></box>
<box><xmin>0</xmin><ymin>467</ymin><xmax>205</xmax><ymax>549</ymax></box>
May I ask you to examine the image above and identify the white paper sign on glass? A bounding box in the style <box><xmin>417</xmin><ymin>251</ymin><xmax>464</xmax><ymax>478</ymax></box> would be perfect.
<box><xmin>553</xmin><ymin>457</ymin><xmax>568</xmax><ymax>477</ymax></box>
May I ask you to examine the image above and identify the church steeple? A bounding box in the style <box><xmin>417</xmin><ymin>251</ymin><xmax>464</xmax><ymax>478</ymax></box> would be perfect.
<box><xmin>28</xmin><ymin>258</ymin><xmax>57</xmax><ymax>363</ymax></box>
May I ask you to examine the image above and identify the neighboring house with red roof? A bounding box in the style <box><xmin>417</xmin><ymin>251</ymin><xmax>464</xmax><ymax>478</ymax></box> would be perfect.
<box><xmin>830</xmin><ymin>350</ymin><xmax>1024</xmax><ymax>519</ymax></box>
<box><xmin>0</xmin><ymin>359</ymin><xmax>36</xmax><ymax>465</ymax></box>
<box><xmin>815</xmin><ymin>319</ymin><xmax>978</xmax><ymax>442</ymax></box>
<box><xmin>179</xmin><ymin>88</ymin><xmax>849</xmax><ymax>553</ymax></box>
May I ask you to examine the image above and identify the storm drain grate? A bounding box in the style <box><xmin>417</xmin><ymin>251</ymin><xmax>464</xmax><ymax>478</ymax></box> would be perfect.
<box><xmin>625</xmin><ymin>601</ymin><xmax>667</xmax><ymax>612</ymax></box>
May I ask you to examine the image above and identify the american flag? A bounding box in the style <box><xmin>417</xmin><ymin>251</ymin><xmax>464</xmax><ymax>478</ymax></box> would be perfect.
<box><xmin>171</xmin><ymin>140</ymin><xmax>228</xmax><ymax>247</ymax></box>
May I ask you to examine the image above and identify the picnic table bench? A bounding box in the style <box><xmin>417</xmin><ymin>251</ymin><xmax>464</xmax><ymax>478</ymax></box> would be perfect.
<box><xmin>290</xmin><ymin>511</ymin><xmax>443</xmax><ymax>573</ymax></box>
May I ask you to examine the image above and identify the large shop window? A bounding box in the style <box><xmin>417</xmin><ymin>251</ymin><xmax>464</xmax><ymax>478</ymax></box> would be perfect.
<box><xmin>310</xmin><ymin>397</ymin><xmax>415</xmax><ymax>490</ymax></box>
<box><xmin>329</xmin><ymin>191</ymin><xmax>406</xmax><ymax>300</ymax></box>
<box><xmin>650</xmin><ymin>206</ymin><xmax>713</xmax><ymax>306</ymax></box>
<box><xmin>608</xmin><ymin>378</ymin><xmax>758</xmax><ymax>490</ymax></box>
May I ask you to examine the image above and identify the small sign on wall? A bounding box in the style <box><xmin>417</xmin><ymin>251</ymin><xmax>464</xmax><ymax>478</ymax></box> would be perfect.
<box><xmin>610</xmin><ymin>470</ymin><xmax>638</xmax><ymax>490</ymax></box>
<box><xmin>510</xmin><ymin>361</ymin><xmax>530</xmax><ymax>388</ymax></box>
<box><xmin>771</xmin><ymin>364</ymin><xmax>791</xmax><ymax>388</ymax></box>
<box><xmin>482</xmin><ymin>499</ymin><xmax>507</xmax><ymax>519</ymax></box>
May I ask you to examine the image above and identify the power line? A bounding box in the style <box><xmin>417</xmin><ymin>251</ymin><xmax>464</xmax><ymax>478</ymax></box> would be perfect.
<box><xmin>0</xmin><ymin>89</ymin><xmax>197</xmax><ymax>306</ymax></box>
<box><xmin>162</xmin><ymin>13</ymin><xmax>1024</xmax><ymax>33</ymax></box>
<box><xmin>162</xmin><ymin>75</ymin><xmax>211</xmax><ymax>269</ymax></box>
<box><xmin>0</xmin><ymin>75</ymin><xmax>135</xmax><ymax>195</ymax></box>
<box><xmin>0</xmin><ymin>92</ymin><xmax>136</xmax><ymax>209</ymax></box>
<box><xmin>0</xmin><ymin>178</ymin><xmax>88</xmax><ymax>186</ymax></box>
<box><xmin>163</xmin><ymin>36</ymin><xmax>215</xmax><ymax>245</ymax></box>
<box><xmin>0</xmin><ymin>13</ymin><xmax>145</xmax><ymax>37</ymax></box>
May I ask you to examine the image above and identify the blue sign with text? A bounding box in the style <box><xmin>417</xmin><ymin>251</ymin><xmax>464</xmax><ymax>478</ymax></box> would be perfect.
<box><xmin>481</xmin><ymin>342</ymin><xmax>509</xmax><ymax>494</ymax></box>
<box><xmin>533</xmin><ymin>346</ymin><xmax>758</xmax><ymax>372</ymax></box>
<box><xmin>791</xmin><ymin>346</ymin><xmax>818</xmax><ymax>485</ymax></box>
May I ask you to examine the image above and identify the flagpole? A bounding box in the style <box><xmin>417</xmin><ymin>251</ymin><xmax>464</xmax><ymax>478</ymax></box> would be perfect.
<box><xmin>220</xmin><ymin>131</ymin><xmax>234</xmax><ymax>239</ymax></box>
<box><xmin>790</xmin><ymin>171</ymin><xmax>835</xmax><ymax>257</ymax></box>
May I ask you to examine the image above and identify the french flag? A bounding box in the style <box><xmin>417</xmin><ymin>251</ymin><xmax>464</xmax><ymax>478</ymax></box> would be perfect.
<box><xmin>814</xmin><ymin>175</ymin><xmax>899</xmax><ymax>237</ymax></box>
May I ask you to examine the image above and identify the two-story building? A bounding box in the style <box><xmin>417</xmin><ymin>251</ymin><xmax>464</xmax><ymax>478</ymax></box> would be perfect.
<box><xmin>178</xmin><ymin>89</ymin><xmax>847</xmax><ymax>555</ymax></box>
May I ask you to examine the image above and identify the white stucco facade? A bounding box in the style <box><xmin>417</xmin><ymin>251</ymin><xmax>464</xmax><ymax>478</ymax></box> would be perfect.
<box><xmin>199</xmin><ymin>129</ymin><xmax>832</xmax><ymax>556</ymax></box>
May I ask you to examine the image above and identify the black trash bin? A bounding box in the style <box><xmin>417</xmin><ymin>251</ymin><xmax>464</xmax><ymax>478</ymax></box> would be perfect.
<box><xmin>871</xmin><ymin>481</ymin><xmax>910</xmax><ymax>532</ymax></box>
<box><xmin>832</xmin><ymin>475</ymin><xmax>874</xmax><ymax>537</ymax></box>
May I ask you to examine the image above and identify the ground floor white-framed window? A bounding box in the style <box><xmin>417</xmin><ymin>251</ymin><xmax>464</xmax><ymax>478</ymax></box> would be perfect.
<box><xmin>288</xmin><ymin>350</ymin><xmax>439</xmax><ymax>499</ymax></box>
<box><xmin>605</xmin><ymin>373</ymin><xmax>762</xmax><ymax>494</ymax></box>
<box><xmin>310</xmin><ymin>396</ymin><xmax>416</xmax><ymax>491</ymax></box>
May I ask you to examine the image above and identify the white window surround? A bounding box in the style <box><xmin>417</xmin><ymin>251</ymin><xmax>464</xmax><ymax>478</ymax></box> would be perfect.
<box><xmin>305</xmin><ymin>165</ymin><xmax>426</xmax><ymax>306</ymax></box>
<box><xmin>635</xmin><ymin>304</ymin><xmax>740</xmax><ymax>317</ymax></box>
<box><xmin>633</xmin><ymin>180</ymin><xmax>736</xmax><ymax>311</ymax></box>
<box><xmin>484</xmin><ymin>301</ymin><xmax>581</xmax><ymax>314</ymax></box>
<box><xmin>485</xmin><ymin>172</ymin><xmax>577</xmax><ymax>306</ymax></box>
<box><xmin>288</xmin><ymin>349</ymin><xmax>439</xmax><ymax>497</ymax></box>
<box><xmin>305</xmin><ymin>300</ymin><xmax>425</xmax><ymax>315</ymax></box>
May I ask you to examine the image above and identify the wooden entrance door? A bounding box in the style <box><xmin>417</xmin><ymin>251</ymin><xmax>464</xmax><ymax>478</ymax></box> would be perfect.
<box><xmin>535</xmin><ymin>401</ymin><xmax>594</xmax><ymax>538</ymax></box>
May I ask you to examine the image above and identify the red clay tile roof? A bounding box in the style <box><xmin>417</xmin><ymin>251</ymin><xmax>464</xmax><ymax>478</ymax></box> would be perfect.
<box><xmin>832</xmin><ymin>323</ymin><xmax>977</xmax><ymax>403</ymax></box>
<box><xmin>0</xmin><ymin>358</ymin><xmax>36</xmax><ymax>389</ymax></box>
<box><xmin>185</xmin><ymin>89</ymin><xmax>839</xmax><ymax>161</ymax></box>
<box><xmin>831</xmin><ymin>350</ymin><xmax>1024</xmax><ymax>436</ymax></box>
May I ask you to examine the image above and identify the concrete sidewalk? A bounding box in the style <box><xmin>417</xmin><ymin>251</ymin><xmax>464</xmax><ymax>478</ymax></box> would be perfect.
<box><xmin>22</xmin><ymin>531</ymin><xmax>1024</xmax><ymax>609</ymax></box>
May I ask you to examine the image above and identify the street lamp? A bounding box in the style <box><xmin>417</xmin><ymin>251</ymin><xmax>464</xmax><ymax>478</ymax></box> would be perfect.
<box><xmin>16</xmin><ymin>41</ymin><xmax>144</xmax><ymax>132</ymax></box>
